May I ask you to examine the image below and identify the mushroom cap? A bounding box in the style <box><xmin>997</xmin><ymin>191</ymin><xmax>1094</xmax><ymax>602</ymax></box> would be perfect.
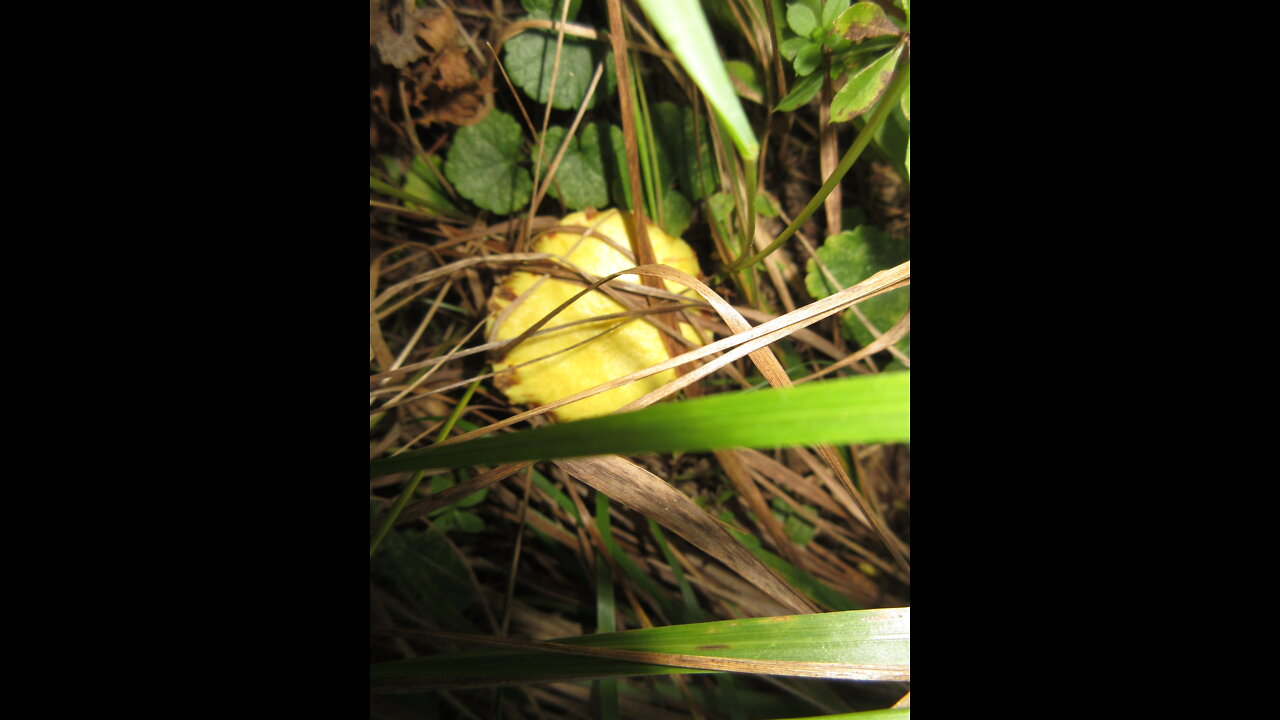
<box><xmin>488</xmin><ymin>209</ymin><xmax>704</xmax><ymax>422</ymax></box>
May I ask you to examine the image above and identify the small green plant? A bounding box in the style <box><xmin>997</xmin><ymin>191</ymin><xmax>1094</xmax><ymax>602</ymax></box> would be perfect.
<box><xmin>805</xmin><ymin>224</ymin><xmax>911</xmax><ymax>362</ymax></box>
<box><xmin>771</xmin><ymin>497</ymin><xmax>819</xmax><ymax>546</ymax></box>
<box><xmin>424</xmin><ymin>474</ymin><xmax>490</xmax><ymax>533</ymax></box>
<box><xmin>437</xmin><ymin>100</ymin><xmax>715</xmax><ymax>235</ymax></box>
<box><xmin>776</xmin><ymin>0</ymin><xmax>909</xmax><ymax>122</ymax></box>
<box><xmin>400</xmin><ymin>155</ymin><xmax>462</xmax><ymax>216</ymax></box>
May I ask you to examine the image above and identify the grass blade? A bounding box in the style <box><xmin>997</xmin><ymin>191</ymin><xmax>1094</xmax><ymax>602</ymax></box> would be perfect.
<box><xmin>633</xmin><ymin>0</ymin><xmax>758</xmax><ymax>162</ymax></box>
<box><xmin>557</xmin><ymin>454</ymin><xmax>817</xmax><ymax>615</ymax></box>
<box><xmin>594</xmin><ymin>493</ymin><xmax>620</xmax><ymax>719</ymax></box>
<box><xmin>369</xmin><ymin>371</ymin><xmax>908</xmax><ymax>475</ymax></box>
<box><xmin>781</xmin><ymin>711</ymin><xmax>909</xmax><ymax>720</ymax></box>
<box><xmin>371</xmin><ymin>607</ymin><xmax>909</xmax><ymax>690</ymax></box>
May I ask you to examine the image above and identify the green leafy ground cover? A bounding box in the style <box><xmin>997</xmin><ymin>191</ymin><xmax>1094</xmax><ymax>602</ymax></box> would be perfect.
<box><xmin>370</xmin><ymin>1</ymin><xmax>910</xmax><ymax>717</ymax></box>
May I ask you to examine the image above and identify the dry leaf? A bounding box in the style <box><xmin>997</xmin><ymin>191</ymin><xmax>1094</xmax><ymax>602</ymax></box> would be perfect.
<box><xmin>433</xmin><ymin>48</ymin><xmax>475</xmax><ymax>91</ymax></box>
<box><xmin>416</xmin><ymin>7</ymin><xmax>459</xmax><ymax>52</ymax></box>
<box><xmin>371</xmin><ymin>4</ymin><xmax>439</xmax><ymax>69</ymax></box>
<box><xmin>556</xmin><ymin>454</ymin><xmax>820</xmax><ymax>615</ymax></box>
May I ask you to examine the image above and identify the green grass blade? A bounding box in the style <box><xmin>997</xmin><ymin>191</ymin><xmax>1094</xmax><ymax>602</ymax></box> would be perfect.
<box><xmin>594</xmin><ymin>493</ymin><xmax>620</xmax><ymax>719</ymax></box>
<box><xmin>371</xmin><ymin>607</ymin><xmax>909</xmax><ymax>690</ymax></box>
<box><xmin>369</xmin><ymin>175</ymin><xmax>468</xmax><ymax>220</ymax></box>
<box><xmin>782</xmin><ymin>711</ymin><xmax>909</xmax><ymax>720</ymax></box>
<box><xmin>369</xmin><ymin>379</ymin><xmax>481</xmax><ymax>556</ymax></box>
<box><xmin>370</xmin><ymin>372</ymin><xmax>908</xmax><ymax>475</ymax></box>
<box><xmin>633</xmin><ymin>0</ymin><xmax>759</xmax><ymax>162</ymax></box>
<box><xmin>646</xmin><ymin>519</ymin><xmax>703</xmax><ymax>622</ymax></box>
<box><xmin>723</xmin><ymin>525</ymin><xmax>861</xmax><ymax>612</ymax></box>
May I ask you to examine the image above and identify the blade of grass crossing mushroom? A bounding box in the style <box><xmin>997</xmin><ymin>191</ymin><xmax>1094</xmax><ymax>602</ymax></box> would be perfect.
<box><xmin>403</xmin><ymin>262</ymin><xmax>909</xmax><ymax>449</ymax></box>
<box><xmin>596</xmin><ymin>264</ymin><xmax>909</xmax><ymax>573</ymax></box>
<box><xmin>602</xmin><ymin>265</ymin><xmax>884</xmax><ymax>568</ymax></box>
<box><xmin>369</xmin><ymin>372</ymin><xmax>908</xmax><ymax>474</ymax></box>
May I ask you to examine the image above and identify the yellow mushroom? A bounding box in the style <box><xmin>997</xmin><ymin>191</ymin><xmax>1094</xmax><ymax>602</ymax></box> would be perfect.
<box><xmin>487</xmin><ymin>208</ymin><xmax>704</xmax><ymax>422</ymax></box>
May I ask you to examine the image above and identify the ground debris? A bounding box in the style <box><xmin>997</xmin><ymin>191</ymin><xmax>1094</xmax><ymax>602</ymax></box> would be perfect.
<box><xmin>370</xmin><ymin>1</ymin><xmax>491</xmax><ymax>128</ymax></box>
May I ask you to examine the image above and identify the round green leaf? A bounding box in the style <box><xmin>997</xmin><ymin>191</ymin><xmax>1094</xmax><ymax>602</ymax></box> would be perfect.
<box><xmin>657</xmin><ymin>186</ymin><xmax>692</xmax><ymax>238</ymax></box>
<box><xmin>805</xmin><ymin>226</ymin><xmax>910</xmax><ymax>354</ymax></box>
<box><xmin>444</xmin><ymin>109</ymin><xmax>532</xmax><ymax>215</ymax></box>
<box><xmin>536</xmin><ymin>126</ymin><xmax>609</xmax><ymax>210</ymax></box>
<box><xmin>504</xmin><ymin>19</ymin><xmax>614</xmax><ymax>110</ymax></box>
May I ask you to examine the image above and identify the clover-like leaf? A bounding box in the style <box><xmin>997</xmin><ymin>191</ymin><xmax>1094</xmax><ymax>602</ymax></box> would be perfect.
<box><xmin>805</xmin><ymin>225</ymin><xmax>909</xmax><ymax>355</ymax></box>
<box><xmin>535</xmin><ymin>125</ymin><xmax>609</xmax><ymax>211</ymax></box>
<box><xmin>829</xmin><ymin>42</ymin><xmax>903</xmax><ymax>122</ymax></box>
<box><xmin>504</xmin><ymin>13</ymin><xmax>615</xmax><ymax>110</ymax></box>
<box><xmin>444</xmin><ymin>109</ymin><xmax>532</xmax><ymax>215</ymax></box>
